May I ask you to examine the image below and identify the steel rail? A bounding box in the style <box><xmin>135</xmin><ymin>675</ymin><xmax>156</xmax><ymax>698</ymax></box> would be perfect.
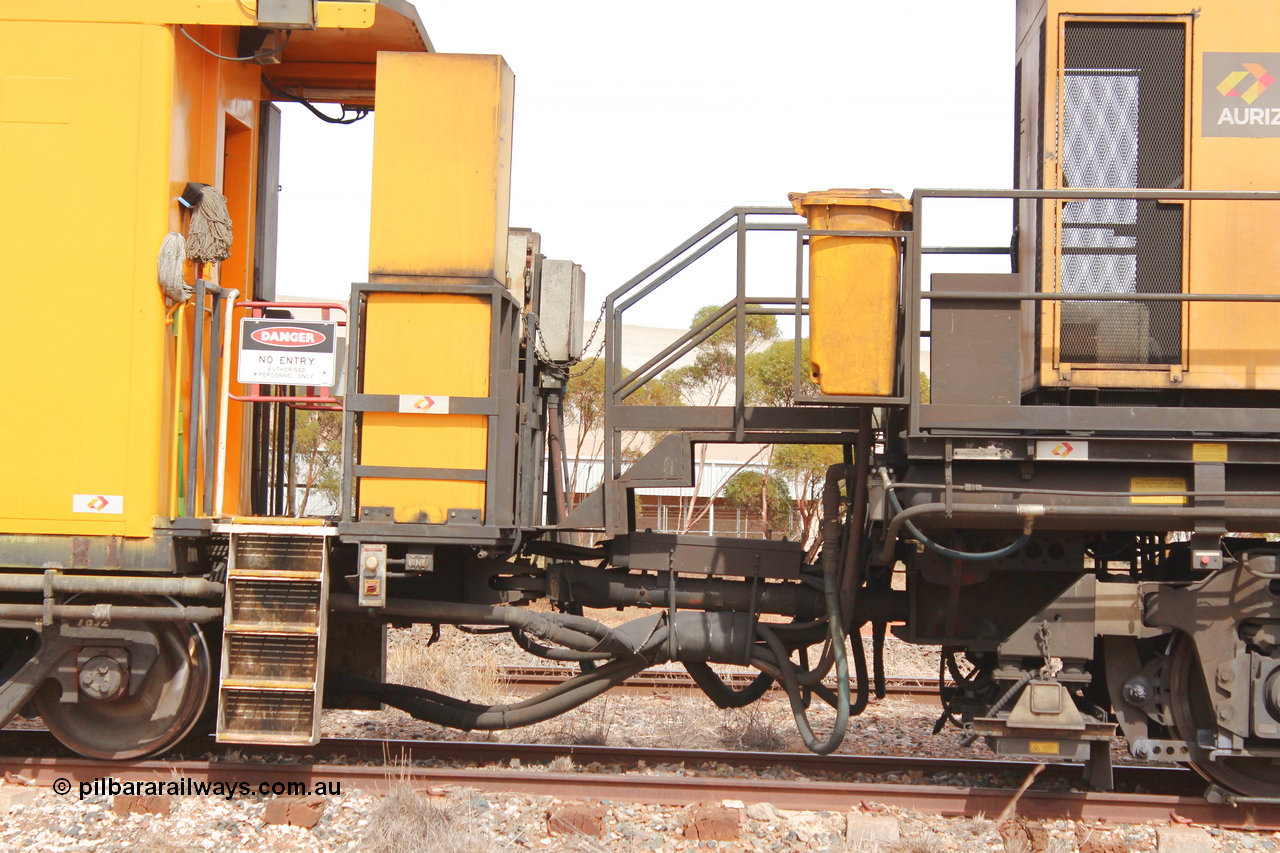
<box><xmin>2</xmin><ymin>743</ymin><xmax>1275</xmax><ymax>829</ymax></box>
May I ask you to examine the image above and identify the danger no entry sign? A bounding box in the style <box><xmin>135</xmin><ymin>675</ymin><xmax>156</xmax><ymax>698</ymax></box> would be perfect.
<box><xmin>238</xmin><ymin>319</ymin><xmax>338</xmax><ymax>387</ymax></box>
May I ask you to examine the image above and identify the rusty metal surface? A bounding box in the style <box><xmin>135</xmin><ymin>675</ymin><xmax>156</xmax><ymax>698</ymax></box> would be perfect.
<box><xmin>495</xmin><ymin>665</ymin><xmax>941</xmax><ymax>701</ymax></box>
<box><xmin>2</xmin><ymin>750</ymin><xmax>1276</xmax><ymax>830</ymax></box>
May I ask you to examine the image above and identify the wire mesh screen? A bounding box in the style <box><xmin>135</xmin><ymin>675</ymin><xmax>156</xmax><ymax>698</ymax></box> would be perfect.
<box><xmin>1059</xmin><ymin>22</ymin><xmax>1185</xmax><ymax>366</ymax></box>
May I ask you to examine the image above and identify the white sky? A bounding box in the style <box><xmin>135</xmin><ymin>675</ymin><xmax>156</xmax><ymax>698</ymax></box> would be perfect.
<box><xmin>276</xmin><ymin>1</ymin><xmax>1017</xmax><ymax>332</ymax></box>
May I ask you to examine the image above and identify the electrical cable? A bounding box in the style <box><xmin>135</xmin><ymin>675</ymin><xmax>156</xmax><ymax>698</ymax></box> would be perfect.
<box><xmin>179</xmin><ymin>25</ymin><xmax>291</xmax><ymax>62</ymax></box>
<box><xmin>260</xmin><ymin>74</ymin><xmax>370</xmax><ymax>124</ymax></box>
<box><xmin>510</xmin><ymin>627</ymin><xmax>612</xmax><ymax>662</ymax></box>
<box><xmin>683</xmin><ymin>662</ymin><xmax>774</xmax><ymax>709</ymax></box>
<box><xmin>885</xmin><ymin>481</ymin><xmax>1029</xmax><ymax>562</ymax></box>
<box><xmin>329</xmin><ymin>658</ymin><xmax>647</xmax><ymax>731</ymax></box>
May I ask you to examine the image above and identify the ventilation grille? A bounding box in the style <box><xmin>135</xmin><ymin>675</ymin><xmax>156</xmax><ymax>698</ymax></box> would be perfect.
<box><xmin>1058</xmin><ymin>21</ymin><xmax>1184</xmax><ymax>366</ymax></box>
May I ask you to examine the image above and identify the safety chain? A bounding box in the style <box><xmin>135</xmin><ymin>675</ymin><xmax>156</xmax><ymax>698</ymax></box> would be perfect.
<box><xmin>1036</xmin><ymin>621</ymin><xmax>1062</xmax><ymax>678</ymax></box>
<box><xmin>531</xmin><ymin>299</ymin><xmax>608</xmax><ymax>378</ymax></box>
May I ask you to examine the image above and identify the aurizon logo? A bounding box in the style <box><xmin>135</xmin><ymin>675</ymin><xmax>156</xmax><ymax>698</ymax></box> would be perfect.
<box><xmin>249</xmin><ymin>327</ymin><xmax>326</xmax><ymax>348</ymax></box>
<box><xmin>87</xmin><ymin>496</ymin><xmax>109</xmax><ymax>510</ymax></box>
<box><xmin>1218</xmin><ymin>62</ymin><xmax>1274</xmax><ymax>104</ymax></box>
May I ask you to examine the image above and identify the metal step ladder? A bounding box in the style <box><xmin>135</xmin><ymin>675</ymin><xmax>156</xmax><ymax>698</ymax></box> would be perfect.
<box><xmin>215</xmin><ymin>520</ymin><xmax>333</xmax><ymax>745</ymax></box>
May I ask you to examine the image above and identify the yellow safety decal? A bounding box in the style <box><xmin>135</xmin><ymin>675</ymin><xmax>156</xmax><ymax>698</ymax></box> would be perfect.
<box><xmin>1130</xmin><ymin>477</ymin><xmax>1188</xmax><ymax>505</ymax></box>
<box><xmin>1028</xmin><ymin>741</ymin><xmax>1060</xmax><ymax>755</ymax></box>
<box><xmin>1192</xmin><ymin>443</ymin><xmax>1228</xmax><ymax>463</ymax></box>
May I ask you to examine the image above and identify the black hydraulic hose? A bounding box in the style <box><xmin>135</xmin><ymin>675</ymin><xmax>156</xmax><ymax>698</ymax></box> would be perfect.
<box><xmin>511</xmin><ymin>627</ymin><xmax>612</xmax><ymax>662</ymax></box>
<box><xmin>330</xmin><ymin>594</ymin><xmax>632</xmax><ymax>658</ymax></box>
<box><xmin>328</xmin><ymin>659</ymin><xmax>647</xmax><ymax>731</ymax></box>
<box><xmin>849</xmin><ymin>625</ymin><xmax>870</xmax><ymax>716</ymax></box>
<box><xmin>871</xmin><ymin>620</ymin><xmax>886</xmax><ymax>700</ymax></box>
<box><xmin>885</xmin><ymin>484</ymin><xmax>1030</xmax><ymax>562</ymax></box>
<box><xmin>682</xmin><ymin>662</ymin><xmax>774</xmax><ymax>709</ymax></box>
<box><xmin>757</xmin><ymin>623</ymin><xmax>848</xmax><ymax>754</ymax></box>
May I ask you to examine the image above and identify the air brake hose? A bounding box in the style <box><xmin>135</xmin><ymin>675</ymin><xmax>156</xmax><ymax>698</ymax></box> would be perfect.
<box><xmin>883</xmin><ymin>473</ymin><xmax>1031</xmax><ymax>562</ymax></box>
<box><xmin>683</xmin><ymin>662</ymin><xmax>774</xmax><ymax>709</ymax></box>
<box><xmin>329</xmin><ymin>658</ymin><xmax>648</xmax><ymax>731</ymax></box>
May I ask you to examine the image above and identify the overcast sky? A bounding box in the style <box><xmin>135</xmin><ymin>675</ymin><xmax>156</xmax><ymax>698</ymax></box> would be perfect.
<box><xmin>276</xmin><ymin>1</ymin><xmax>1017</xmax><ymax>333</ymax></box>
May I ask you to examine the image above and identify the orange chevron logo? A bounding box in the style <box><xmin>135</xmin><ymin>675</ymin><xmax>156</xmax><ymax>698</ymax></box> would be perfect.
<box><xmin>1218</xmin><ymin>62</ymin><xmax>1274</xmax><ymax>105</ymax></box>
<box><xmin>413</xmin><ymin>396</ymin><xmax>435</xmax><ymax>411</ymax></box>
<box><xmin>87</xmin><ymin>496</ymin><xmax>109</xmax><ymax>510</ymax></box>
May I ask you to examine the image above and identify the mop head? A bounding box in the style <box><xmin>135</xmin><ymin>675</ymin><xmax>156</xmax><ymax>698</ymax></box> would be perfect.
<box><xmin>185</xmin><ymin>184</ymin><xmax>234</xmax><ymax>264</ymax></box>
<box><xmin>158</xmin><ymin>231</ymin><xmax>192</xmax><ymax>303</ymax></box>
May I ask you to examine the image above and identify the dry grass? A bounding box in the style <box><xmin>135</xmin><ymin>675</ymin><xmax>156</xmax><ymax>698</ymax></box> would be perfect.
<box><xmin>132</xmin><ymin>832</ymin><xmax>187</xmax><ymax>853</ymax></box>
<box><xmin>885</xmin><ymin>835</ymin><xmax>947</xmax><ymax>853</ymax></box>
<box><xmin>538</xmin><ymin>695</ymin><xmax>617</xmax><ymax>746</ymax></box>
<box><xmin>715</xmin><ymin>705</ymin><xmax>789</xmax><ymax>752</ymax></box>
<box><xmin>386</xmin><ymin>625</ymin><xmax>512</xmax><ymax>704</ymax></box>
<box><xmin>361</xmin><ymin>783</ymin><xmax>511</xmax><ymax>853</ymax></box>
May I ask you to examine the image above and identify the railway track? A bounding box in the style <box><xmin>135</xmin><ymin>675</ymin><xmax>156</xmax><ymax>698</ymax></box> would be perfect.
<box><xmin>3</xmin><ymin>730</ymin><xmax>1278</xmax><ymax>830</ymax></box>
<box><xmin>495</xmin><ymin>665</ymin><xmax>940</xmax><ymax>701</ymax></box>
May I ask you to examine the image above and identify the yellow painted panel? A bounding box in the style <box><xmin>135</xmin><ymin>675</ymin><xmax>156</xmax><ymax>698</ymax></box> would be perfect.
<box><xmin>0</xmin><ymin>1</ymin><xmax>373</xmax><ymax>28</ymax></box>
<box><xmin>368</xmin><ymin>52</ymin><xmax>514</xmax><ymax>280</ymax></box>
<box><xmin>0</xmin><ymin>21</ymin><xmax>172</xmax><ymax>537</ymax></box>
<box><xmin>359</xmin><ymin>293</ymin><xmax>491</xmax><ymax>522</ymax></box>
<box><xmin>1035</xmin><ymin>1</ymin><xmax>1280</xmax><ymax>391</ymax></box>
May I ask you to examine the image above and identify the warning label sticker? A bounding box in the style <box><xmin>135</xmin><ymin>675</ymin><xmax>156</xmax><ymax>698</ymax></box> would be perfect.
<box><xmin>238</xmin><ymin>319</ymin><xmax>337</xmax><ymax>387</ymax></box>
<box><xmin>1130</xmin><ymin>477</ymin><xmax>1188</xmax><ymax>505</ymax></box>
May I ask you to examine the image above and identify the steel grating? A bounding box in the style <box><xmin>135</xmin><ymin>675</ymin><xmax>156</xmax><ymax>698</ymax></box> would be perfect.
<box><xmin>1059</xmin><ymin>22</ymin><xmax>1185</xmax><ymax>366</ymax></box>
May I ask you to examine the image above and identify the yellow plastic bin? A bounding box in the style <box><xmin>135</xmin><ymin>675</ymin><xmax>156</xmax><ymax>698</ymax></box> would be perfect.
<box><xmin>789</xmin><ymin>189</ymin><xmax>911</xmax><ymax>397</ymax></box>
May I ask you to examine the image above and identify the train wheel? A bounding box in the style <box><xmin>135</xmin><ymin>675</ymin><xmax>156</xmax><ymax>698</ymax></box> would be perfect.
<box><xmin>1168</xmin><ymin>632</ymin><xmax>1280</xmax><ymax>798</ymax></box>
<box><xmin>35</xmin><ymin>604</ymin><xmax>211</xmax><ymax>760</ymax></box>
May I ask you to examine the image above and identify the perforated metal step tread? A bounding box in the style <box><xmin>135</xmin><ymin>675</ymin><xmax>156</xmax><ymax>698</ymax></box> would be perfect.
<box><xmin>217</xmin><ymin>531</ymin><xmax>329</xmax><ymax>746</ymax></box>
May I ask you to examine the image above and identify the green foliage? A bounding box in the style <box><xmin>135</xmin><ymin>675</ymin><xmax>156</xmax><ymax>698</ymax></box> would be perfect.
<box><xmin>293</xmin><ymin>408</ymin><xmax>343</xmax><ymax>516</ymax></box>
<box><xmin>722</xmin><ymin>470</ymin><xmax>793</xmax><ymax>537</ymax></box>
<box><xmin>772</xmin><ymin>443</ymin><xmax>842</xmax><ymax>559</ymax></box>
<box><xmin>670</xmin><ymin>306</ymin><xmax>779</xmax><ymax>405</ymax></box>
<box><xmin>773</xmin><ymin>443</ymin><xmax>841</xmax><ymax>494</ymax></box>
<box><xmin>746</xmin><ymin>337</ymin><xmax>818</xmax><ymax>406</ymax></box>
<box><xmin>920</xmin><ymin>370</ymin><xmax>931</xmax><ymax>403</ymax></box>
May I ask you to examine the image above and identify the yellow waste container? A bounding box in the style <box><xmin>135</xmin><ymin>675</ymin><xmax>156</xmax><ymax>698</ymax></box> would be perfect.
<box><xmin>789</xmin><ymin>189</ymin><xmax>911</xmax><ymax>397</ymax></box>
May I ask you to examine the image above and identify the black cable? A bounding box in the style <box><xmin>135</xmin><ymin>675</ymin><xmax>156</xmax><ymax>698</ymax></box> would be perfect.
<box><xmin>510</xmin><ymin>627</ymin><xmax>612</xmax><ymax>662</ymax></box>
<box><xmin>887</xmin><ymin>486</ymin><xmax>1029</xmax><ymax>562</ymax></box>
<box><xmin>179</xmin><ymin>25</ymin><xmax>291</xmax><ymax>62</ymax></box>
<box><xmin>456</xmin><ymin>625</ymin><xmax>508</xmax><ymax>635</ymax></box>
<box><xmin>260</xmin><ymin>74</ymin><xmax>370</xmax><ymax>124</ymax></box>
<box><xmin>683</xmin><ymin>662</ymin><xmax>774</xmax><ymax>709</ymax></box>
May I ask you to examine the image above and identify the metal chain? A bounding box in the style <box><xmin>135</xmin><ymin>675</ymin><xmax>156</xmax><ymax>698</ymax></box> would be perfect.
<box><xmin>532</xmin><ymin>299</ymin><xmax>608</xmax><ymax>376</ymax></box>
<box><xmin>1036</xmin><ymin>622</ymin><xmax>1058</xmax><ymax>678</ymax></box>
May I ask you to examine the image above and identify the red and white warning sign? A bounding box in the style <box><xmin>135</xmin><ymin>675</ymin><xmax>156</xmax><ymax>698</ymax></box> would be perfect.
<box><xmin>398</xmin><ymin>395</ymin><xmax>451</xmax><ymax>415</ymax></box>
<box><xmin>238</xmin><ymin>319</ymin><xmax>337</xmax><ymax>387</ymax></box>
